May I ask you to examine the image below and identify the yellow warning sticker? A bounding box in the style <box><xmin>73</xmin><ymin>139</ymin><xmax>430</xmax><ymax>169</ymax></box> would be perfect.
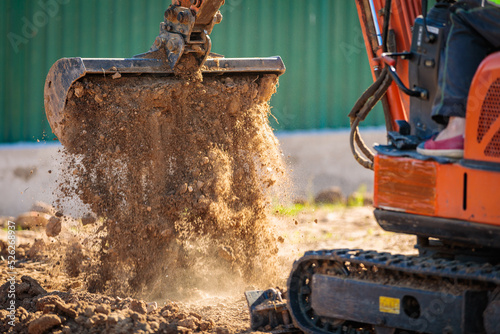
<box><xmin>379</xmin><ymin>296</ymin><xmax>400</xmax><ymax>314</ymax></box>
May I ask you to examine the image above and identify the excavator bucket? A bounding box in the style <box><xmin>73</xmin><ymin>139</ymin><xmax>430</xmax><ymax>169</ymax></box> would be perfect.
<box><xmin>44</xmin><ymin>0</ymin><xmax>285</xmax><ymax>150</ymax></box>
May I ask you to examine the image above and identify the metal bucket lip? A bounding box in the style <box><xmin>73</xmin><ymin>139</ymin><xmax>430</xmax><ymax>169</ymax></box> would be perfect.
<box><xmin>51</xmin><ymin>56</ymin><xmax>285</xmax><ymax>75</ymax></box>
<box><xmin>44</xmin><ymin>56</ymin><xmax>285</xmax><ymax>147</ymax></box>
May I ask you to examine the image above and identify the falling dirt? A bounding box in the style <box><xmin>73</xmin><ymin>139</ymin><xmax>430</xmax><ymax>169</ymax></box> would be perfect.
<box><xmin>54</xmin><ymin>55</ymin><xmax>286</xmax><ymax>300</ymax></box>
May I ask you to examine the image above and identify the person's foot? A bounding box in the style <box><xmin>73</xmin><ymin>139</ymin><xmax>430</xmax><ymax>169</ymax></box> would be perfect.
<box><xmin>416</xmin><ymin>117</ymin><xmax>465</xmax><ymax>159</ymax></box>
<box><xmin>434</xmin><ymin>117</ymin><xmax>465</xmax><ymax>141</ymax></box>
<box><xmin>416</xmin><ymin>134</ymin><xmax>464</xmax><ymax>158</ymax></box>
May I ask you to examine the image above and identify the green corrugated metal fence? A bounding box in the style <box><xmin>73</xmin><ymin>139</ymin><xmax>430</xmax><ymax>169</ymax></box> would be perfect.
<box><xmin>1</xmin><ymin>0</ymin><xmax>383</xmax><ymax>143</ymax></box>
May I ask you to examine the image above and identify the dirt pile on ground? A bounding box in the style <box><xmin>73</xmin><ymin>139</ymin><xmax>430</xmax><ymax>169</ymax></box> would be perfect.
<box><xmin>0</xmin><ymin>275</ymin><xmax>234</xmax><ymax>334</ymax></box>
<box><xmin>55</xmin><ymin>56</ymin><xmax>286</xmax><ymax>299</ymax></box>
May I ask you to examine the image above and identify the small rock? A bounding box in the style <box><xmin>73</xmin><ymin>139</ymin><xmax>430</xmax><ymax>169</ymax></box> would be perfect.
<box><xmin>314</xmin><ymin>186</ymin><xmax>345</xmax><ymax>205</ymax></box>
<box><xmin>75</xmin><ymin>315</ymin><xmax>87</xmax><ymax>324</ymax></box>
<box><xmin>216</xmin><ymin>326</ymin><xmax>230</xmax><ymax>334</ymax></box>
<box><xmin>28</xmin><ymin>314</ymin><xmax>61</xmax><ymax>334</ymax></box>
<box><xmin>178</xmin><ymin>183</ymin><xmax>188</xmax><ymax>195</ymax></box>
<box><xmin>95</xmin><ymin>304</ymin><xmax>110</xmax><ymax>315</ymax></box>
<box><xmin>130</xmin><ymin>300</ymin><xmax>147</xmax><ymax>314</ymax></box>
<box><xmin>201</xmin><ymin>157</ymin><xmax>209</xmax><ymax>165</ymax></box>
<box><xmin>16</xmin><ymin>307</ymin><xmax>29</xmax><ymax>321</ymax></box>
<box><xmin>227</xmin><ymin>99</ymin><xmax>240</xmax><ymax>114</ymax></box>
<box><xmin>149</xmin><ymin>321</ymin><xmax>160</xmax><ymax>331</ymax></box>
<box><xmin>177</xmin><ymin>326</ymin><xmax>193</xmax><ymax>334</ymax></box>
<box><xmin>178</xmin><ymin>317</ymin><xmax>198</xmax><ymax>330</ymax></box>
<box><xmin>112</xmin><ymin>72</ymin><xmax>122</xmax><ymax>79</ymax></box>
<box><xmin>146</xmin><ymin>302</ymin><xmax>158</xmax><ymax>314</ymax></box>
<box><xmin>15</xmin><ymin>212</ymin><xmax>52</xmax><ymax>229</ymax></box>
<box><xmin>36</xmin><ymin>295</ymin><xmax>77</xmax><ymax>318</ymax></box>
<box><xmin>18</xmin><ymin>276</ymin><xmax>46</xmax><ymax>297</ymax></box>
<box><xmin>130</xmin><ymin>311</ymin><xmax>146</xmax><ymax>322</ymax></box>
<box><xmin>81</xmin><ymin>213</ymin><xmax>97</xmax><ymax>226</ymax></box>
<box><xmin>54</xmin><ymin>301</ymin><xmax>78</xmax><ymax>319</ymax></box>
<box><xmin>36</xmin><ymin>295</ymin><xmax>63</xmax><ymax>312</ymax></box>
<box><xmin>107</xmin><ymin>313</ymin><xmax>121</xmax><ymax>324</ymax></box>
<box><xmin>84</xmin><ymin>316</ymin><xmax>95</xmax><ymax>328</ymax></box>
<box><xmin>42</xmin><ymin>304</ymin><xmax>55</xmax><ymax>314</ymax></box>
<box><xmin>0</xmin><ymin>309</ymin><xmax>9</xmax><ymax>319</ymax></box>
<box><xmin>74</xmin><ymin>85</ymin><xmax>84</xmax><ymax>98</ymax></box>
<box><xmin>84</xmin><ymin>306</ymin><xmax>95</xmax><ymax>317</ymax></box>
<box><xmin>91</xmin><ymin>313</ymin><xmax>107</xmax><ymax>325</ymax></box>
<box><xmin>199</xmin><ymin>319</ymin><xmax>215</xmax><ymax>331</ymax></box>
<box><xmin>189</xmin><ymin>312</ymin><xmax>202</xmax><ymax>320</ymax></box>
<box><xmin>45</xmin><ymin>216</ymin><xmax>62</xmax><ymax>237</ymax></box>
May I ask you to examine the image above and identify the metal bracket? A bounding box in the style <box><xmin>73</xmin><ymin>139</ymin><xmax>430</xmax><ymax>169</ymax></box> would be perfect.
<box><xmin>245</xmin><ymin>289</ymin><xmax>297</xmax><ymax>333</ymax></box>
<box><xmin>134</xmin><ymin>2</ymin><xmax>223</xmax><ymax>69</ymax></box>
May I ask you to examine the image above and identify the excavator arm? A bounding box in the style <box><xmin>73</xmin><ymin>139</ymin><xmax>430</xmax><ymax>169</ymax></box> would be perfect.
<box><xmin>136</xmin><ymin>0</ymin><xmax>225</xmax><ymax>69</ymax></box>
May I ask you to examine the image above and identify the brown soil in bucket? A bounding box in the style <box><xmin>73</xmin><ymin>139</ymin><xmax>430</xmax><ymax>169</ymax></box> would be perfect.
<box><xmin>55</xmin><ymin>56</ymin><xmax>286</xmax><ymax>300</ymax></box>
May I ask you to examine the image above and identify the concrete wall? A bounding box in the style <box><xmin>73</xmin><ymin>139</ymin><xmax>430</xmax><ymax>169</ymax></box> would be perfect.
<box><xmin>277</xmin><ymin>128</ymin><xmax>386</xmax><ymax>201</ymax></box>
<box><xmin>0</xmin><ymin>143</ymin><xmax>60</xmax><ymax>217</ymax></box>
<box><xmin>0</xmin><ymin>128</ymin><xmax>386</xmax><ymax>216</ymax></box>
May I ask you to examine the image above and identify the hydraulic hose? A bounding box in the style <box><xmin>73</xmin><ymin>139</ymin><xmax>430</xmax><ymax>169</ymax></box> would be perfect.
<box><xmin>348</xmin><ymin>0</ymin><xmax>393</xmax><ymax>170</ymax></box>
<box><xmin>349</xmin><ymin>68</ymin><xmax>393</xmax><ymax>170</ymax></box>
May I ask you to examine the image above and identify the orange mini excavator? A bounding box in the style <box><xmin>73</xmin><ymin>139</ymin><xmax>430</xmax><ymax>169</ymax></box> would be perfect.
<box><xmin>246</xmin><ymin>1</ymin><xmax>500</xmax><ymax>333</ymax></box>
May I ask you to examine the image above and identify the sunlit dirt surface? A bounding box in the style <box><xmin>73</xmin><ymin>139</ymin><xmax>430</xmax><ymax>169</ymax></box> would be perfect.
<box><xmin>0</xmin><ymin>206</ymin><xmax>415</xmax><ymax>333</ymax></box>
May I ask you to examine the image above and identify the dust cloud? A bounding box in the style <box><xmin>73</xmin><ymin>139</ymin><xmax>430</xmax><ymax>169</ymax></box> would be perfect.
<box><xmin>55</xmin><ymin>56</ymin><xmax>286</xmax><ymax>300</ymax></box>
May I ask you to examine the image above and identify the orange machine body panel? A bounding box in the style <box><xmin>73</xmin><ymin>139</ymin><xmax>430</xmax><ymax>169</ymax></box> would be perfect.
<box><xmin>360</xmin><ymin>2</ymin><xmax>500</xmax><ymax>228</ymax></box>
<box><xmin>465</xmin><ymin>52</ymin><xmax>500</xmax><ymax>164</ymax></box>
<box><xmin>374</xmin><ymin>155</ymin><xmax>500</xmax><ymax>226</ymax></box>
